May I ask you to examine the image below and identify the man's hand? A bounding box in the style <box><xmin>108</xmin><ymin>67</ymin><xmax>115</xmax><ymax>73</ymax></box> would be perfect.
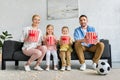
<box><xmin>84</xmin><ymin>37</ymin><xmax>89</xmax><ymax>44</ymax></box>
<box><xmin>76</xmin><ymin>38</ymin><xmax>88</xmax><ymax>43</ymax></box>
<box><xmin>93</xmin><ymin>39</ymin><xmax>99</xmax><ymax>45</ymax></box>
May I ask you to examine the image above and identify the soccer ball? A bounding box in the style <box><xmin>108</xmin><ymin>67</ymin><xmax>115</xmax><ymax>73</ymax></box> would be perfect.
<box><xmin>96</xmin><ymin>61</ymin><xmax>111</xmax><ymax>75</ymax></box>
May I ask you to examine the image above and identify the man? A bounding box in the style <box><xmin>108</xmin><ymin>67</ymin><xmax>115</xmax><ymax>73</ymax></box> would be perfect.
<box><xmin>74</xmin><ymin>15</ymin><xmax>104</xmax><ymax>71</ymax></box>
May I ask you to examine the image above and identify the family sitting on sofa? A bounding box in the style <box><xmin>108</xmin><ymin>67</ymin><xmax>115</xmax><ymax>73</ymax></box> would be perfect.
<box><xmin>20</xmin><ymin>14</ymin><xmax>104</xmax><ymax>71</ymax></box>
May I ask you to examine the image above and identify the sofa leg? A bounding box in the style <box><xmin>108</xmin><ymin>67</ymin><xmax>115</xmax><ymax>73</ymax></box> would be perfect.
<box><xmin>108</xmin><ymin>58</ymin><xmax>112</xmax><ymax>68</ymax></box>
<box><xmin>58</xmin><ymin>59</ymin><xmax>62</xmax><ymax>69</ymax></box>
<box><xmin>52</xmin><ymin>60</ymin><xmax>54</xmax><ymax>68</ymax></box>
<box><xmin>15</xmin><ymin>60</ymin><xmax>19</xmax><ymax>66</ymax></box>
<box><xmin>1</xmin><ymin>60</ymin><xmax>6</xmax><ymax>70</ymax></box>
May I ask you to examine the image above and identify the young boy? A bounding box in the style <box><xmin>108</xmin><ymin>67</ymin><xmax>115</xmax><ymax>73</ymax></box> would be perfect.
<box><xmin>59</xmin><ymin>26</ymin><xmax>73</xmax><ymax>71</ymax></box>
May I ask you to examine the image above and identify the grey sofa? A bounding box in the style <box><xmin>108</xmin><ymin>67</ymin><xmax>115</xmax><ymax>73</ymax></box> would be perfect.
<box><xmin>1</xmin><ymin>39</ymin><xmax>112</xmax><ymax>70</ymax></box>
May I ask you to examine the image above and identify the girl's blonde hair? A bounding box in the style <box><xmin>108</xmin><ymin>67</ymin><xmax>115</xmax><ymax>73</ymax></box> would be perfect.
<box><xmin>32</xmin><ymin>14</ymin><xmax>40</xmax><ymax>21</ymax></box>
<box><xmin>46</xmin><ymin>24</ymin><xmax>54</xmax><ymax>35</ymax></box>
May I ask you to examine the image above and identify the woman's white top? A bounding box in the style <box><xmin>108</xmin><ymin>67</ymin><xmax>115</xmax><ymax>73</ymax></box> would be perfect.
<box><xmin>21</xmin><ymin>26</ymin><xmax>43</xmax><ymax>50</ymax></box>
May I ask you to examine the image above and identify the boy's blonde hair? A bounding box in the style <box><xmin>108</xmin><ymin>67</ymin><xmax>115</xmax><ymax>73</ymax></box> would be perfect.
<box><xmin>62</xmin><ymin>26</ymin><xmax>69</xmax><ymax>31</ymax></box>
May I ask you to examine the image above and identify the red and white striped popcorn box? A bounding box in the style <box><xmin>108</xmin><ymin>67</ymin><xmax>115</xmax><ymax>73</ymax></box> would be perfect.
<box><xmin>61</xmin><ymin>36</ymin><xmax>70</xmax><ymax>44</ymax></box>
<box><xmin>46</xmin><ymin>35</ymin><xmax>55</xmax><ymax>45</ymax></box>
<box><xmin>28</xmin><ymin>30</ymin><xmax>39</xmax><ymax>42</ymax></box>
<box><xmin>86</xmin><ymin>32</ymin><xmax>97</xmax><ymax>44</ymax></box>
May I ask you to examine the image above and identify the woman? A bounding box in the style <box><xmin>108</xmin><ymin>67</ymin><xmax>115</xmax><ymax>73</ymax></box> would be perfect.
<box><xmin>21</xmin><ymin>14</ymin><xmax>47</xmax><ymax>71</ymax></box>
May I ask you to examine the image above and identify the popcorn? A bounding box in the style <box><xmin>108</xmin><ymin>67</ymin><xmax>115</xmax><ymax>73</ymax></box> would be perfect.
<box><xmin>27</xmin><ymin>30</ymin><xmax>39</xmax><ymax>42</ymax></box>
<box><xmin>86</xmin><ymin>32</ymin><xmax>97</xmax><ymax>44</ymax></box>
<box><xmin>46</xmin><ymin>35</ymin><xmax>55</xmax><ymax>45</ymax></box>
<box><xmin>61</xmin><ymin>36</ymin><xmax>70</xmax><ymax>44</ymax></box>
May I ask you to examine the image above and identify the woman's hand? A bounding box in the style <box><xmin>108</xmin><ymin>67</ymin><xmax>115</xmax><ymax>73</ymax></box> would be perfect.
<box><xmin>24</xmin><ymin>37</ymin><xmax>29</xmax><ymax>42</ymax></box>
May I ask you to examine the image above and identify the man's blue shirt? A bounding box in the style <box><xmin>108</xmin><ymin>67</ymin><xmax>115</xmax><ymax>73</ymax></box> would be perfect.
<box><xmin>74</xmin><ymin>25</ymin><xmax>95</xmax><ymax>47</ymax></box>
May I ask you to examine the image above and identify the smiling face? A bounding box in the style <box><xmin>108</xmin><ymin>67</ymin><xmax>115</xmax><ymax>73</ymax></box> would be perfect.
<box><xmin>79</xmin><ymin>16</ymin><xmax>88</xmax><ymax>28</ymax></box>
<box><xmin>62</xmin><ymin>27</ymin><xmax>69</xmax><ymax>35</ymax></box>
<box><xmin>46</xmin><ymin>25</ymin><xmax>54</xmax><ymax>35</ymax></box>
<box><xmin>32</xmin><ymin>15</ymin><xmax>40</xmax><ymax>27</ymax></box>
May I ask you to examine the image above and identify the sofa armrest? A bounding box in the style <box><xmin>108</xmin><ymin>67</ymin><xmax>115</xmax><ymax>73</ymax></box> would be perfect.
<box><xmin>2</xmin><ymin>40</ymin><xmax>23</xmax><ymax>59</ymax></box>
<box><xmin>100</xmin><ymin>39</ymin><xmax>111</xmax><ymax>58</ymax></box>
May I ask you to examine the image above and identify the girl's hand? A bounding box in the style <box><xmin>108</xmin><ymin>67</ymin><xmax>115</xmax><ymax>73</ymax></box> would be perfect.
<box><xmin>55</xmin><ymin>40</ymin><xmax>59</xmax><ymax>45</ymax></box>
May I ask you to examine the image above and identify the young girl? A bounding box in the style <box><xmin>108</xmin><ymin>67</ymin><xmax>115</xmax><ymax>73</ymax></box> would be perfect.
<box><xmin>21</xmin><ymin>14</ymin><xmax>47</xmax><ymax>71</ymax></box>
<box><xmin>43</xmin><ymin>24</ymin><xmax>58</xmax><ymax>71</ymax></box>
<box><xmin>59</xmin><ymin>26</ymin><xmax>73</xmax><ymax>71</ymax></box>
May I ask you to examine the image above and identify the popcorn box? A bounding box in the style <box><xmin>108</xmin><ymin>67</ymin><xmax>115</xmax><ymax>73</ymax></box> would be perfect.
<box><xmin>46</xmin><ymin>35</ymin><xmax>55</xmax><ymax>45</ymax></box>
<box><xmin>86</xmin><ymin>32</ymin><xmax>97</xmax><ymax>44</ymax></box>
<box><xmin>61</xmin><ymin>36</ymin><xmax>70</xmax><ymax>44</ymax></box>
<box><xmin>28</xmin><ymin>30</ymin><xmax>39</xmax><ymax>42</ymax></box>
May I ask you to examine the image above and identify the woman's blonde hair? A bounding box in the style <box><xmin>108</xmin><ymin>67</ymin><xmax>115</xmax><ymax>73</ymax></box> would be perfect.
<box><xmin>32</xmin><ymin>14</ymin><xmax>40</xmax><ymax>21</ymax></box>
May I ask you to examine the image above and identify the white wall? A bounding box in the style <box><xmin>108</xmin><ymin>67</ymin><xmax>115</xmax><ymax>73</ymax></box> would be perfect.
<box><xmin>0</xmin><ymin>0</ymin><xmax>120</xmax><ymax>62</ymax></box>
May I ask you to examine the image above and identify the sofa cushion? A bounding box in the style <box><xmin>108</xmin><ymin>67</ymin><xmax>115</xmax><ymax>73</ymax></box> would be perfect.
<box><xmin>13</xmin><ymin>51</ymin><xmax>29</xmax><ymax>61</ymax></box>
<box><xmin>71</xmin><ymin>51</ymin><xmax>94</xmax><ymax>60</ymax></box>
<box><xmin>100</xmin><ymin>39</ymin><xmax>110</xmax><ymax>58</ymax></box>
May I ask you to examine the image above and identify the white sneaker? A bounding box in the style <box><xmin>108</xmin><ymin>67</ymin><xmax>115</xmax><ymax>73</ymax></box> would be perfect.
<box><xmin>45</xmin><ymin>67</ymin><xmax>50</xmax><ymax>71</ymax></box>
<box><xmin>92</xmin><ymin>63</ymin><xmax>97</xmax><ymax>70</ymax></box>
<box><xmin>54</xmin><ymin>67</ymin><xmax>58</xmax><ymax>71</ymax></box>
<box><xmin>80</xmin><ymin>63</ymin><xmax>86</xmax><ymax>71</ymax></box>
<box><xmin>60</xmin><ymin>66</ymin><xmax>65</xmax><ymax>71</ymax></box>
<box><xmin>24</xmin><ymin>65</ymin><xmax>31</xmax><ymax>71</ymax></box>
<box><xmin>67</xmin><ymin>66</ymin><xmax>71</xmax><ymax>71</ymax></box>
<box><xmin>34</xmin><ymin>66</ymin><xmax>43</xmax><ymax>71</ymax></box>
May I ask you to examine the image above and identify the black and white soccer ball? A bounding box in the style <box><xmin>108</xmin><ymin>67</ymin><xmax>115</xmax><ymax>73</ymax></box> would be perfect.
<box><xmin>96</xmin><ymin>61</ymin><xmax>111</xmax><ymax>75</ymax></box>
